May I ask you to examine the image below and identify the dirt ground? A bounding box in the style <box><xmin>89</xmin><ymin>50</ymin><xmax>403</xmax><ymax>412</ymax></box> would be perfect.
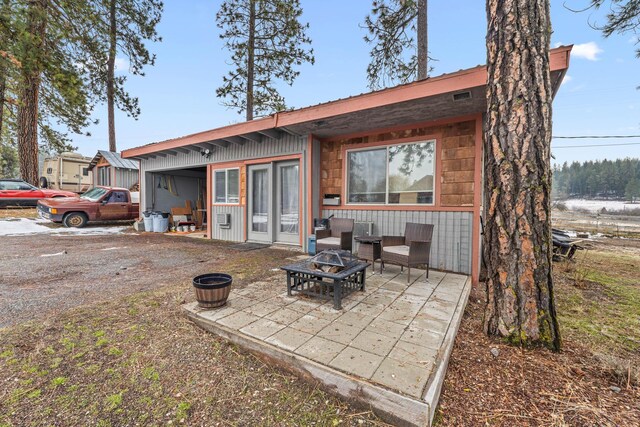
<box><xmin>0</xmin><ymin>232</ymin><xmax>243</xmax><ymax>328</ymax></box>
<box><xmin>0</xmin><ymin>231</ymin><xmax>386</xmax><ymax>426</ymax></box>
<box><xmin>1</xmin><ymin>220</ymin><xmax>639</xmax><ymax>426</ymax></box>
<box><xmin>438</xmin><ymin>237</ymin><xmax>640</xmax><ymax>426</ymax></box>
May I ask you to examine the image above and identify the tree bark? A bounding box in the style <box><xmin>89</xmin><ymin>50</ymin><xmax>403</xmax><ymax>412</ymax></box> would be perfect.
<box><xmin>0</xmin><ymin>0</ymin><xmax>7</xmax><ymax>138</ymax></box>
<box><xmin>483</xmin><ymin>0</ymin><xmax>561</xmax><ymax>351</ymax></box>
<box><xmin>246</xmin><ymin>0</ymin><xmax>255</xmax><ymax>121</ymax></box>
<box><xmin>17</xmin><ymin>0</ymin><xmax>47</xmax><ymax>186</ymax></box>
<box><xmin>0</xmin><ymin>66</ymin><xmax>6</xmax><ymax>138</ymax></box>
<box><xmin>106</xmin><ymin>0</ymin><xmax>117</xmax><ymax>152</ymax></box>
<box><xmin>417</xmin><ymin>0</ymin><xmax>427</xmax><ymax>79</ymax></box>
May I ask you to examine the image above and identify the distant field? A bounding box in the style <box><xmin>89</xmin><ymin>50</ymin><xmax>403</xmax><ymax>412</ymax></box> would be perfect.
<box><xmin>561</xmin><ymin>198</ymin><xmax>639</xmax><ymax>213</ymax></box>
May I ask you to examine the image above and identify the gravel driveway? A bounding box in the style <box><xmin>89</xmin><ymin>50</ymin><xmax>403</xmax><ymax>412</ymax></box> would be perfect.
<box><xmin>0</xmin><ymin>232</ymin><xmax>297</xmax><ymax>328</ymax></box>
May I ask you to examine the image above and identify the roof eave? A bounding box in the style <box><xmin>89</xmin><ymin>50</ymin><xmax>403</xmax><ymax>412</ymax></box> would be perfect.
<box><xmin>122</xmin><ymin>46</ymin><xmax>572</xmax><ymax>158</ymax></box>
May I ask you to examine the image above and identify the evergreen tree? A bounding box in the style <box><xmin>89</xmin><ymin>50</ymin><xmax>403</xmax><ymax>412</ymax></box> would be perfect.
<box><xmin>626</xmin><ymin>177</ymin><xmax>640</xmax><ymax>202</ymax></box>
<box><xmin>216</xmin><ymin>0</ymin><xmax>314</xmax><ymax>121</ymax></box>
<box><xmin>12</xmin><ymin>0</ymin><xmax>96</xmax><ymax>184</ymax></box>
<box><xmin>363</xmin><ymin>0</ymin><xmax>430</xmax><ymax>90</ymax></box>
<box><xmin>77</xmin><ymin>0</ymin><xmax>163</xmax><ymax>153</ymax></box>
<box><xmin>552</xmin><ymin>158</ymin><xmax>640</xmax><ymax>198</ymax></box>
<box><xmin>590</xmin><ymin>0</ymin><xmax>640</xmax><ymax>58</ymax></box>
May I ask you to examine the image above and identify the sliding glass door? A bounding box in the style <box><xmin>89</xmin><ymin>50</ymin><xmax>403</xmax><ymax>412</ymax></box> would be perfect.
<box><xmin>248</xmin><ymin>164</ymin><xmax>271</xmax><ymax>242</ymax></box>
<box><xmin>275</xmin><ymin>161</ymin><xmax>299</xmax><ymax>244</ymax></box>
<box><xmin>246</xmin><ymin>160</ymin><xmax>300</xmax><ymax>245</ymax></box>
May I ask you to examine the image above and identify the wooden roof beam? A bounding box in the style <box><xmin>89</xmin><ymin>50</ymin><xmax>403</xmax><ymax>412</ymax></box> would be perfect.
<box><xmin>239</xmin><ymin>132</ymin><xmax>263</xmax><ymax>144</ymax></box>
<box><xmin>209</xmin><ymin>140</ymin><xmax>230</xmax><ymax>148</ymax></box>
<box><xmin>257</xmin><ymin>129</ymin><xmax>282</xmax><ymax>140</ymax></box>
<box><xmin>278</xmin><ymin>126</ymin><xmax>301</xmax><ymax>137</ymax></box>
<box><xmin>194</xmin><ymin>143</ymin><xmax>216</xmax><ymax>151</ymax></box>
<box><xmin>221</xmin><ymin>136</ymin><xmax>246</xmax><ymax>145</ymax></box>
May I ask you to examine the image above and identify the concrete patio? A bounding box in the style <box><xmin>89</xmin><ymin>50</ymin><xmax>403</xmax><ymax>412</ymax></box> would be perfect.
<box><xmin>184</xmin><ymin>262</ymin><xmax>471</xmax><ymax>427</ymax></box>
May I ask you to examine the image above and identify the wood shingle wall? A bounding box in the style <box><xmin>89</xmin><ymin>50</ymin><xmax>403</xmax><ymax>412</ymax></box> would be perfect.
<box><xmin>320</xmin><ymin>119</ymin><xmax>477</xmax><ymax>207</ymax></box>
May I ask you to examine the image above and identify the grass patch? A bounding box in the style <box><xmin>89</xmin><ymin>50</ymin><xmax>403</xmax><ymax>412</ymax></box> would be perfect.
<box><xmin>0</xmin><ymin>248</ymin><xmax>381</xmax><ymax>426</ymax></box>
<box><xmin>555</xmin><ymin>249</ymin><xmax>640</xmax><ymax>355</ymax></box>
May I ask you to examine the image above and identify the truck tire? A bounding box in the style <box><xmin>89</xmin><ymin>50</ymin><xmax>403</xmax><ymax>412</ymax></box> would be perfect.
<box><xmin>39</xmin><ymin>176</ymin><xmax>48</xmax><ymax>188</ymax></box>
<box><xmin>63</xmin><ymin>212</ymin><xmax>88</xmax><ymax>228</ymax></box>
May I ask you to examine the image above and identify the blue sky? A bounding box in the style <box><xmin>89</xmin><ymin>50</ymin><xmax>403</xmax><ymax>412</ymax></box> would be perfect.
<box><xmin>70</xmin><ymin>0</ymin><xmax>640</xmax><ymax>166</ymax></box>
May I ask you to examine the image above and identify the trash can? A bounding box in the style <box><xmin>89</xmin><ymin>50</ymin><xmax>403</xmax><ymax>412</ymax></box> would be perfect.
<box><xmin>308</xmin><ymin>234</ymin><xmax>316</xmax><ymax>255</ymax></box>
<box><xmin>142</xmin><ymin>210</ymin><xmax>154</xmax><ymax>232</ymax></box>
<box><xmin>152</xmin><ymin>212</ymin><xmax>169</xmax><ymax>233</ymax></box>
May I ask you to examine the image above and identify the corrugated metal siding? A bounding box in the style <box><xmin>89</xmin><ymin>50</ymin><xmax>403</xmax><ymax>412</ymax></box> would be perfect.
<box><xmin>212</xmin><ymin>205</ymin><xmax>244</xmax><ymax>242</ymax></box>
<box><xmin>321</xmin><ymin>209</ymin><xmax>473</xmax><ymax>274</ymax></box>
<box><xmin>114</xmin><ymin>169</ymin><xmax>139</xmax><ymax>190</ymax></box>
<box><xmin>141</xmin><ymin>134</ymin><xmax>305</xmax><ymax>172</ymax></box>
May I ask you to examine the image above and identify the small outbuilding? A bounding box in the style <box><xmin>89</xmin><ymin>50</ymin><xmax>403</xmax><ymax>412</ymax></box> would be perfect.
<box><xmin>122</xmin><ymin>46</ymin><xmax>572</xmax><ymax>285</ymax></box>
<box><xmin>88</xmin><ymin>150</ymin><xmax>139</xmax><ymax>190</ymax></box>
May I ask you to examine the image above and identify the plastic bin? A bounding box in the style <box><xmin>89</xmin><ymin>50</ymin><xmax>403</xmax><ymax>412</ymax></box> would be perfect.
<box><xmin>308</xmin><ymin>234</ymin><xmax>316</xmax><ymax>255</ymax></box>
<box><xmin>152</xmin><ymin>212</ymin><xmax>169</xmax><ymax>233</ymax></box>
<box><xmin>142</xmin><ymin>211</ymin><xmax>154</xmax><ymax>232</ymax></box>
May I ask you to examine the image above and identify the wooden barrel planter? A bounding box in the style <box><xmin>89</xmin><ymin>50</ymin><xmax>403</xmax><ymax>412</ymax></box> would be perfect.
<box><xmin>193</xmin><ymin>273</ymin><xmax>233</xmax><ymax>308</ymax></box>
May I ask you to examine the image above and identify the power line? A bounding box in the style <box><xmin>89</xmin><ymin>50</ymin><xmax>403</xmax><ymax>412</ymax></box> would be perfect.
<box><xmin>552</xmin><ymin>135</ymin><xmax>640</xmax><ymax>139</ymax></box>
<box><xmin>552</xmin><ymin>142</ymin><xmax>640</xmax><ymax>148</ymax></box>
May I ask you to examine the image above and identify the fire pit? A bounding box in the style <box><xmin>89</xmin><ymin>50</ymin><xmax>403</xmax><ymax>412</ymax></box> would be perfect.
<box><xmin>281</xmin><ymin>250</ymin><xmax>369</xmax><ymax>310</ymax></box>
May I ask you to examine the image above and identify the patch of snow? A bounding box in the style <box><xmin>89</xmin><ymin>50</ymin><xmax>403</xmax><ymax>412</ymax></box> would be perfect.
<box><xmin>561</xmin><ymin>199</ymin><xmax>639</xmax><ymax>213</ymax></box>
<box><xmin>0</xmin><ymin>218</ymin><xmax>128</xmax><ymax>237</ymax></box>
<box><xmin>40</xmin><ymin>251</ymin><xmax>66</xmax><ymax>257</ymax></box>
<box><xmin>101</xmin><ymin>247</ymin><xmax>128</xmax><ymax>251</ymax></box>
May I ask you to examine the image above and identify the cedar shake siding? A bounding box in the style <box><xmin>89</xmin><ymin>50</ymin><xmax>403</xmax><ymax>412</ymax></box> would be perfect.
<box><xmin>320</xmin><ymin>119</ymin><xmax>476</xmax><ymax>208</ymax></box>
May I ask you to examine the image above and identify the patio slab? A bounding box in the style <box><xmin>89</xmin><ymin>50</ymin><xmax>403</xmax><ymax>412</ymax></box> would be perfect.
<box><xmin>184</xmin><ymin>264</ymin><xmax>471</xmax><ymax>427</ymax></box>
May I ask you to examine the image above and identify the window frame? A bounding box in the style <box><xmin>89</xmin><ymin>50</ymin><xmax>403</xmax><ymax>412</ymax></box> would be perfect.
<box><xmin>213</xmin><ymin>167</ymin><xmax>240</xmax><ymax>205</ymax></box>
<box><xmin>345</xmin><ymin>139</ymin><xmax>437</xmax><ymax>206</ymax></box>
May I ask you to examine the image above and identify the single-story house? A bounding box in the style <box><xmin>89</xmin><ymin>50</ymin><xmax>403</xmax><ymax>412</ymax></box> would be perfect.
<box><xmin>88</xmin><ymin>150</ymin><xmax>140</xmax><ymax>190</ymax></box>
<box><xmin>122</xmin><ymin>46</ymin><xmax>571</xmax><ymax>284</ymax></box>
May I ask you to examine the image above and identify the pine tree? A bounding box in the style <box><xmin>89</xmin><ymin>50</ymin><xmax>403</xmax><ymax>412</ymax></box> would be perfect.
<box><xmin>216</xmin><ymin>0</ymin><xmax>314</xmax><ymax>121</ymax></box>
<box><xmin>590</xmin><ymin>0</ymin><xmax>640</xmax><ymax>58</ymax></box>
<box><xmin>483</xmin><ymin>0</ymin><xmax>561</xmax><ymax>350</ymax></box>
<box><xmin>363</xmin><ymin>0</ymin><xmax>430</xmax><ymax>90</ymax></box>
<box><xmin>77</xmin><ymin>0</ymin><xmax>163</xmax><ymax>153</ymax></box>
<box><xmin>12</xmin><ymin>0</ymin><xmax>96</xmax><ymax>184</ymax></box>
<box><xmin>626</xmin><ymin>177</ymin><xmax>640</xmax><ymax>202</ymax></box>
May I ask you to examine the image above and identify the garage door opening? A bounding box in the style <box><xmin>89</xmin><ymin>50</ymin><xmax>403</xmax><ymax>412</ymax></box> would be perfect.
<box><xmin>144</xmin><ymin>167</ymin><xmax>207</xmax><ymax>233</ymax></box>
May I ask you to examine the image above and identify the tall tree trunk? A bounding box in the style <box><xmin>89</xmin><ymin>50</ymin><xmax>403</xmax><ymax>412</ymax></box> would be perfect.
<box><xmin>106</xmin><ymin>0</ymin><xmax>117</xmax><ymax>152</ymax></box>
<box><xmin>246</xmin><ymin>0</ymin><xmax>255</xmax><ymax>121</ymax></box>
<box><xmin>0</xmin><ymin>67</ymin><xmax>6</xmax><ymax>138</ymax></box>
<box><xmin>483</xmin><ymin>0</ymin><xmax>560</xmax><ymax>351</ymax></box>
<box><xmin>0</xmin><ymin>0</ymin><xmax>6</xmax><ymax>138</ymax></box>
<box><xmin>417</xmin><ymin>0</ymin><xmax>427</xmax><ymax>79</ymax></box>
<box><xmin>17</xmin><ymin>0</ymin><xmax>46</xmax><ymax>186</ymax></box>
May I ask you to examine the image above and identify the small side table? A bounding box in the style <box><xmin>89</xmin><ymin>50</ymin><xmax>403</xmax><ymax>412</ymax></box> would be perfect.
<box><xmin>355</xmin><ymin>236</ymin><xmax>382</xmax><ymax>272</ymax></box>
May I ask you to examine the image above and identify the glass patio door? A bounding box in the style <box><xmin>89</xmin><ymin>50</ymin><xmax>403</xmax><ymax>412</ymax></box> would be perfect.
<box><xmin>246</xmin><ymin>161</ymin><xmax>300</xmax><ymax>245</ymax></box>
<box><xmin>247</xmin><ymin>164</ymin><xmax>271</xmax><ymax>242</ymax></box>
<box><xmin>275</xmin><ymin>161</ymin><xmax>299</xmax><ymax>244</ymax></box>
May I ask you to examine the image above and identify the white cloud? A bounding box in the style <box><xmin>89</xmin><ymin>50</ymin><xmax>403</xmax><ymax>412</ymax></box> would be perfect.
<box><xmin>114</xmin><ymin>57</ymin><xmax>130</xmax><ymax>73</ymax></box>
<box><xmin>561</xmin><ymin>75</ymin><xmax>572</xmax><ymax>85</ymax></box>
<box><xmin>629</xmin><ymin>35</ymin><xmax>639</xmax><ymax>44</ymax></box>
<box><xmin>571</xmin><ymin>42</ymin><xmax>603</xmax><ymax>61</ymax></box>
<box><xmin>553</xmin><ymin>41</ymin><xmax>564</xmax><ymax>48</ymax></box>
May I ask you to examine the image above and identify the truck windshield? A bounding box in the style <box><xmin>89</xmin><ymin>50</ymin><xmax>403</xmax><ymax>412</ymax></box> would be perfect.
<box><xmin>81</xmin><ymin>187</ymin><xmax>108</xmax><ymax>201</ymax></box>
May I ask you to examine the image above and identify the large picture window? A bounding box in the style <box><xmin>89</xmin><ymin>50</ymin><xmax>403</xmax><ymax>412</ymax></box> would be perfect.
<box><xmin>214</xmin><ymin>168</ymin><xmax>240</xmax><ymax>204</ymax></box>
<box><xmin>347</xmin><ymin>140</ymin><xmax>435</xmax><ymax>205</ymax></box>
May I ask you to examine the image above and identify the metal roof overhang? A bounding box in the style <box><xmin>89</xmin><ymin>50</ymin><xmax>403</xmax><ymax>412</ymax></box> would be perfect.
<box><xmin>122</xmin><ymin>46</ymin><xmax>571</xmax><ymax>160</ymax></box>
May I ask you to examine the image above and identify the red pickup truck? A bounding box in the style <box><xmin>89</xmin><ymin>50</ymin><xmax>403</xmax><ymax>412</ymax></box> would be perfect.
<box><xmin>37</xmin><ymin>186</ymin><xmax>140</xmax><ymax>227</ymax></box>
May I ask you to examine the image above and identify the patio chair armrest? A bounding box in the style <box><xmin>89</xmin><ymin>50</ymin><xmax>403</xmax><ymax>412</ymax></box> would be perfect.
<box><xmin>316</xmin><ymin>229</ymin><xmax>330</xmax><ymax>240</ymax></box>
<box><xmin>382</xmin><ymin>235</ymin><xmax>404</xmax><ymax>247</ymax></box>
<box><xmin>340</xmin><ymin>231</ymin><xmax>353</xmax><ymax>250</ymax></box>
<box><xmin>409</xmin><ymin>240</ymin><xmax>432</xmax><ymax>263</ymax></box>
